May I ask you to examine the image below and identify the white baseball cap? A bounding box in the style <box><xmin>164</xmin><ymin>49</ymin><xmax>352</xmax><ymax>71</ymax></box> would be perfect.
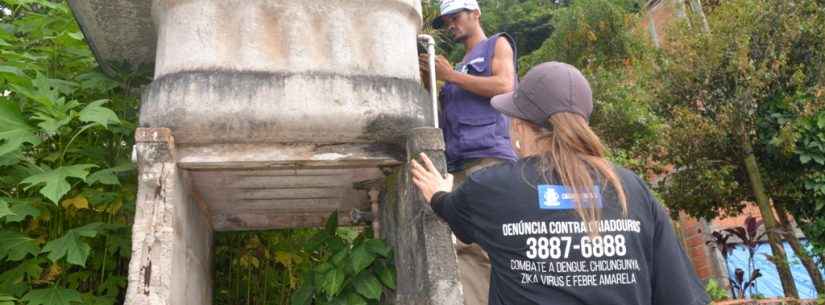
<box><xmin>431</xmin><ymin>0</ymin><xmax>481</xmax><ymax>29</ymax></box>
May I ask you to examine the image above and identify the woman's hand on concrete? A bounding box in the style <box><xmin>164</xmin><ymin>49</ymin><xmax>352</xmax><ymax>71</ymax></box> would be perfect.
<box><xmin>410</xmin><ymin>153</ymin><xmax>454</xmax><ymax>203</ymax></box>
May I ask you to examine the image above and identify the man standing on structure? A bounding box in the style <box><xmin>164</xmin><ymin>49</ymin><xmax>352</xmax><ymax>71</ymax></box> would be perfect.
<box><xmin>420</xmin><ymin>0</ymin><xmax>518</xmax><ymax>304</ymax></box>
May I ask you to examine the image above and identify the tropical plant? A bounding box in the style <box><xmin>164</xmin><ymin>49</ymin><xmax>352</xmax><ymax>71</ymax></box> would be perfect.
<box><xmin>0</xmin><ymin>1</ymin><xmax>146</xmax><ymax>304</ymax></box>
<box><xmin>288</xmin><ymin>213</ymin><xmax>395</xmax><ymax>305</ymax></box>
<box><xmin>213</xmin><ymin>212</ymin><xmax>395</xmax><ymax>305</ymax></box>
<box><xmin>708</xmin><ymin>216</ymin><xmax>769</xmax><ymax>299</ymax></box>
<box><xmin>707</xmin><ymin>230</ymin><xmax>737</xmax><ymax>260</ymax></box>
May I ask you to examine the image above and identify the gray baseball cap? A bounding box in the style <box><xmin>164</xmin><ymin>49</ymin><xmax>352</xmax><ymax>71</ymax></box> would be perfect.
<box><xmin>491</xmin><ymin>62</ymin><xmax>593</xmax><ymax>128</ymax></box>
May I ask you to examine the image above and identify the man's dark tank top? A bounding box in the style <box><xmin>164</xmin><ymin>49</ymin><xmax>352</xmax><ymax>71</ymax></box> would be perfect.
<box><xmin>439</xmin><ymin>33</ymin><xmax>518</xmax><ymax>172</ymax></box>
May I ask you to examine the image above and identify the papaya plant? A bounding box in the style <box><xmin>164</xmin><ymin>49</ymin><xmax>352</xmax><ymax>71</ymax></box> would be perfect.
<box><xmin>0</xmin><ymin>1</ymin><xmax>144</xmax><ymax>304</ymax></box>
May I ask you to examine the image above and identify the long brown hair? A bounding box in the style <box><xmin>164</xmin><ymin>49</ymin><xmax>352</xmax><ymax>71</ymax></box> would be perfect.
<box><xmin>536</xmin><ymin>112</ymin><xmax>628</xmax><ymax>233</ymax></box>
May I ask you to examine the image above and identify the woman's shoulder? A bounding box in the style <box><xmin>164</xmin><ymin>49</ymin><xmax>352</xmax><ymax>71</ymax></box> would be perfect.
<box><xmin>610</xmin><ymin>164</ymin><xmax>649</xmax><ymax>190</ymax></box>
<box><xmin>465</xmin><ymin>159</ymin><xmax>522</xmax><ymax>186</ymax></box>
<box><xmin>609</xmin><ymin>164</ymin><xmax>664</xmax><ymax>215</ymax></box>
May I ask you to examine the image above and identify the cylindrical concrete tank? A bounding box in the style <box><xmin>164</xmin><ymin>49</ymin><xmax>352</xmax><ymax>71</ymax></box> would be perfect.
<box><xmin>140</xmin><ymin>0</ymin><xmax>431</xmax><ymax>145</ymax></box>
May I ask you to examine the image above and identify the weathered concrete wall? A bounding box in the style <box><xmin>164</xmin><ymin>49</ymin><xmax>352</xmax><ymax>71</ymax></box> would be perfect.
<box><xmin>140</xmin><ymin>71</ymin><xmax>431</xmax><ymax>145</ymax></box>
<box><xmin>381</xmin><ymin>128</ymin><xmax>463</xmax><ymax>305</ymax></box>
<box><xmin>125</xmin><ymin>129</ymin><xmax>213</xmax><ymax>305</ymax></box>
<box><xmin>151</xmin><ymin>0</ymin><xmax>422</xmax><ymax>78</ymax></box>
<box><xmin>137</xmin><ymin>0</ymin><xmax>431</xmax><ymax>145</ymax></box>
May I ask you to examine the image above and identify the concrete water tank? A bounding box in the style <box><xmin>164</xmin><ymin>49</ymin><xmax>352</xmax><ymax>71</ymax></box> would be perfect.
<box><xmin>70</xmin><ymin>0</ymin><xmax>433</xmax><ymax>230</ymax></box>
<box><xmin>69</xmin><ymin>1</ymin><xmax>462</xmax><ymax>305</ymax></box>
<box><xmin>141</xmin><ymin>0</ymin><xmax>432</xmax><ymax>145</ymax></box>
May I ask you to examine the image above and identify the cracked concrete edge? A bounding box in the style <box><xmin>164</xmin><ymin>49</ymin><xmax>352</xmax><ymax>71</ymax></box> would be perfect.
<box><xmin>125</xmin><ymin>133</ymin><xmax>213</xmax><ymax>305</ymax></box>
<box><xmin>125</xmin><ymin>160</ymin><xmax>176</xmax><ymax>305</ymax></box>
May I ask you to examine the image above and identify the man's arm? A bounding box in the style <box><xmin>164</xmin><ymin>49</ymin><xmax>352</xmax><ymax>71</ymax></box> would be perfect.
<box><xmin>445</xmin><ymin>37</ymin><xmax>515</xmax><ymax>98</ymax></box>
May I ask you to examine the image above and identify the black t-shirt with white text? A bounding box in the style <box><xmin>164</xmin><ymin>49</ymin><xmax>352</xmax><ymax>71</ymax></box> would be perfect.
<box><xmin>431</xmin><ymin>157</ymin><xmax>710</xmax><ymax>305</ymax></box>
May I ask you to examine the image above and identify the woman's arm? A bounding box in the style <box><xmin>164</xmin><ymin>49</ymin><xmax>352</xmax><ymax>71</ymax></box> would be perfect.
<box><xmin>410</xmin><ymin>153</ymin><xmax>477</xmax><ymax>244</ymax></box>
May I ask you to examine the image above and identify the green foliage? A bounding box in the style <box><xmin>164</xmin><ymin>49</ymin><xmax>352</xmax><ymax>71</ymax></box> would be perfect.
<box><xmin>291</xmin><ymin>213</ymin><xmax>394</xmax><ymax>305</ymax></box>
<box><xmin>654</xmin><ymin>0</ymin><xmax>825</xmax><ymax>268</ymax></box>
<box><xmin>40</xmin><ymin>223</ymin><xmax>101</xmax><ymax>266</ymax></box>
<box><xmin>20</xmin><ymin>287</ymin><xmax>82</xmax><ymax>305</ymax></box>
<box><xmin>655</xmin><ymin>0</ymin><xmax>825</xmax><ymax>218</ymax></box>
<box><xmin>213</xmin><ymin>213</ymin><xmax>394</xmax><ymax>305</ymax></box>
<box><xmin>0</xmin><ymin>1</ymin><xmax>143</xmax><ymax>304</ymax></box>
<box><xmin>518</xmin><ymin>0</ymin><xmax>665</xmax><ymax>175</ymax></box>
<box><xmin>0</xmin><ymin>101</ymin><xmax>41</xmax><ymax>156</ymax></box>
<box><xmin>0</xmin><ymin>230</ymin><xmax>39</xmax><ymax>261</ymax></box>
<box><xmin>21</xmin><ymin>164</ymin><xmax>96</xmax><ymax>204</ymax></box>
<box><xmin>705</xmin><ymin>279</ymin><xmax>729</xmax><ymax>301</ymax></box>
<box><xmin>520</xmin><ymin>0</ymin><xmax>651</xmax><ymax>72</ymax></box>
<box><xmin>479</xmin><ymin>0</ymin><xmax>561</xmax><ymax>56</ymax></box>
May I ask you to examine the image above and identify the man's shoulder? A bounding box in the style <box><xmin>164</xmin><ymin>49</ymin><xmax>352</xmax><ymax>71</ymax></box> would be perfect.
<box><xmin>490</xmin><ymin>33</ymin><xmax>515</xmax><ymax>48</ymax></box>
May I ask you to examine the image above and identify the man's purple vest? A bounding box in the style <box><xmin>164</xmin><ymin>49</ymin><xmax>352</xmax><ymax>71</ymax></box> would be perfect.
<box><xmin>439</xmin><ymin>33</ymin><xmax>518</xmax><ymax>172</ymax></box>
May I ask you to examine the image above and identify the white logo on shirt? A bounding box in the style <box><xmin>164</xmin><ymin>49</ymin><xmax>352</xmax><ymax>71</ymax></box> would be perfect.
<box><xmin>543</xmin><ymin>188</ymin><xmax>561</xmax><ymax>207</ymax></box>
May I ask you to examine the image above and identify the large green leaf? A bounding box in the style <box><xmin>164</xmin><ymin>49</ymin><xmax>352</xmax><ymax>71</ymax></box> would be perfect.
<box><xmin>346</xmin><ymin>292</ymin><xmax>368</xmax><ymax>305</ymax></box>
<box><xmin>376</xmin><ymin>260</ymin><xmax>396</xmax><ymax>289</ymax></box>
<box><xmin>0</xmin><ymin>101</ymin><xmax>41</xmax><ymax>156</ymax></box>
<box><xmin>21</xmin><ymin>164</ymin><xmax>96</xmax><ymax>204</ymax></box>
<box><xmin>0</xmin><ymin>198</ymin><xmax>15</xmax><ymax>220</ymax></box>
<box><xmin>79</xmin><ymin>100</ymin><xmax>120</xmax><ymax>127</ymax></box>
<box><xmin>352</xmin><ymin>272</ymin><xmax>383</xmax><ymax>300</ymax></box>
<box><xmin>364</xmin><ymin>239</ymin><xmax>391</xmax><ymax>257</ymax></box>
<box><xmin>350</xmin><ymin>245</ymin><xmax>376</xmax><ymax>274</ymax></box>
<box><xmin>41</xmin><ymin>223</ymin><xmax>102</xmax><ymax>266</ymax></box>
<box><xmin>320</xmin><ymin>267</ymin><xmax>346</xmax><ymax>297</ymax></box>
<box><xmin>21</xmin><ymin>287</ymin><xmax>82</xmax><ymax>305</ymax></box>
<box><xmin>0</xmin><ymin>230</ymin><xmax>40</xmax><ymax>261</ymax></box>
<box><xmin>86</xmin><ymin>163</ymin><xmax>134</xmax><ymax>186</ymax></box>
<box><xmin>5</xmin><ymin>200</ymin><xmax>42</xmax><ymax>223</ymax></box>
<box><xmin>331</xmin><ymin>249</ymin><xmax>349</xmax><ymax>268</ymax></box>
<box><xmin>33</xmin><ymin>110</ymin><xmax>73</xmax><ymax>135</ymax></box>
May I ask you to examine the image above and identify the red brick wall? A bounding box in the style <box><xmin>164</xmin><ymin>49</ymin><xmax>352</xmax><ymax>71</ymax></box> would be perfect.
<box><xmin>680</xmin><ymin>214</ymin><xmax>716</xmax><ymax>280</ymax></box>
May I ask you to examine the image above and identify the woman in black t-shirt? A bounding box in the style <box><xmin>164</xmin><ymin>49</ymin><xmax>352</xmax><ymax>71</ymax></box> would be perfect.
<box><xmin>410</xmin><ymin>62</ymin><xmax>710</xmax><ymax>305</ymax></box>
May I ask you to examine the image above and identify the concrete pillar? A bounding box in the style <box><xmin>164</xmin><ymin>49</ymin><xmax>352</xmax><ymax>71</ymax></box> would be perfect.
<box><xmin>124</xmin><ymin>128</ymin><xmax>213</xmax><ymax>305</ymax></box>
<box><xmin>380</xmin><ymin>127</ymin><xmax>463</xmax><ymax>305</ymax></box>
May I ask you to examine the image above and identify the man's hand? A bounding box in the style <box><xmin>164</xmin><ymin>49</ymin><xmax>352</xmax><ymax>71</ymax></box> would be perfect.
<box><xmin>410</xmin><ymin>153</ymin><xmax>454</xmax><ymax>203</ymax></box>
<box><xmin>419</xmin><ymin>54</ymin><xmax>454</xmax><ymax>82</ymax></box>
